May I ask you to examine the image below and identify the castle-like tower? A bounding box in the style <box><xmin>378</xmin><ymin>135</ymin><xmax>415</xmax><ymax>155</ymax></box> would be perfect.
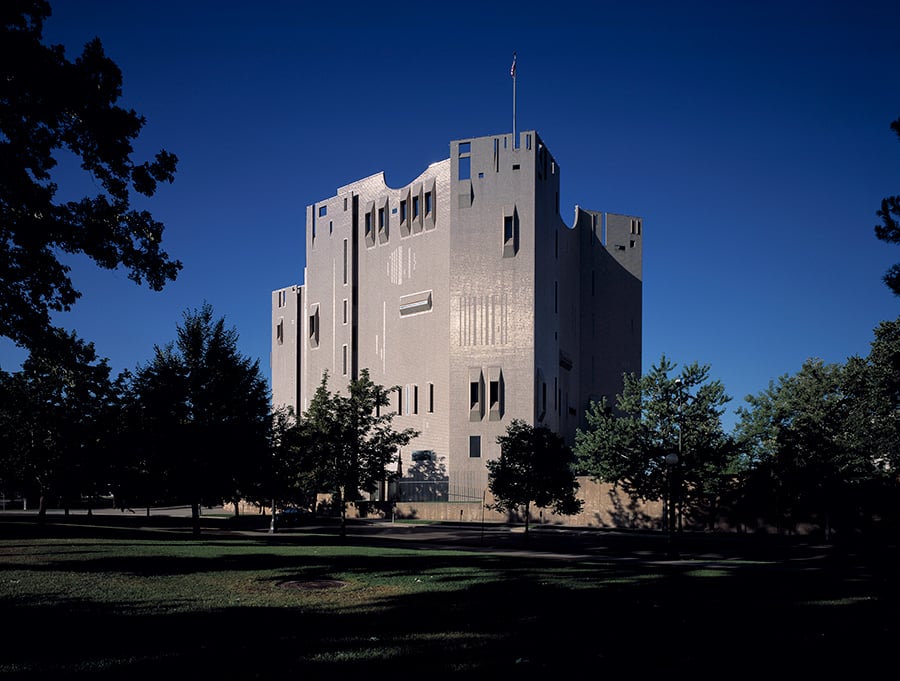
<box><xmin>272</xmin><ymin>130</ymin><xmax>642</xmax><ymax>501</ymax></box>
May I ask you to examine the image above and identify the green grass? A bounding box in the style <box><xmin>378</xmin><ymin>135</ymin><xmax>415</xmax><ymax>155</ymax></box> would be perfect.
<box><xmin>1</xmin><ymin>517</ymin><xmax>897</xmax><ymax>678</ymax></box>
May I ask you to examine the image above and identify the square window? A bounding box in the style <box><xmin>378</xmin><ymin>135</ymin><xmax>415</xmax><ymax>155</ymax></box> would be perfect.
<box><xmin>459</xmin><ymin>142</ymin><xmax>471</xmax><ymax>154</ymax></box>
<box><xmin>318</xmin><ymin>205</ymin><xmax>327</xmax><ymax>217</ymax></box>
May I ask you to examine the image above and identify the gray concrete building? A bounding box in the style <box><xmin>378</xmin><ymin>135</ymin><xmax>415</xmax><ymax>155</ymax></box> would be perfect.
<box><xmin>272</xmin><ymin>130</ymin><xmax>642</xmax><ymax>502</ymax></box>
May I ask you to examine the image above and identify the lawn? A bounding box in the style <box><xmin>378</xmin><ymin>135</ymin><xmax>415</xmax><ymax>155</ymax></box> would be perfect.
<box><xmin>0</xmin><ymin>515</ymin><xmax>897</xmax><ymax>678</ymax></box>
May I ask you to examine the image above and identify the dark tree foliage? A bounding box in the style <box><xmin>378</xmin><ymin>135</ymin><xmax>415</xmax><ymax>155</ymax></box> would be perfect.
<box><xmin>301</xmin><ymin>369</ymin><xmax>418</xmax><ymax>536</ymax></box>
<box><xmin>0</xmin><ymin>0</ymin><xmax>181</xmax><ymax>352</ymax></box>
<box><xmin>128</xmin><ymin>303</ymin><xmax>269</xmax><ymax>535</ymax></box>
<box><xmin>0</xmin><ymin>328</ymin><xmax>118</xmax><ymax>521</ymax></box>
<box><xmin>735</xmin><ymin>318</ymin><xmax>900</xmax><ymax>536</ymax></box>
<box><xmin>874</xmin><ymin>116</ymin><xmax>900</xmax><ymax>295</ymax></box>
<box><xmin>574</xmin><ymin>355</ymin><xmax>735</xmax><ymax>530</ymax></box>
<box><xmin>488</xmin><ymin>419</ymin><xmax>583</xmax><ymax>539</ymax></box>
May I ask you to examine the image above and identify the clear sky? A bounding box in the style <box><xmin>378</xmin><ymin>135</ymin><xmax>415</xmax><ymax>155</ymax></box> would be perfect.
<box><xmin>3</xmin><ymin>0</ymin><xmax>898</xmax><ymax>432</ymax></box>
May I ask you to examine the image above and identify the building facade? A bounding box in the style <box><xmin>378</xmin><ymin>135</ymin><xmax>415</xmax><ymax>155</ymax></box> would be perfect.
<box><xmin>272</xmin><ymin>130</ymin><xmax>642</xmax><ymax>501</ymax></box>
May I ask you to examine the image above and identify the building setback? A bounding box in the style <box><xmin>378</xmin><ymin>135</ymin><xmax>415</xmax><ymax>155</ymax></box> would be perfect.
<box><xmin>272</xmin><ymin>130</ymin><xmax>642</xmax><ymax>502</ymax></box>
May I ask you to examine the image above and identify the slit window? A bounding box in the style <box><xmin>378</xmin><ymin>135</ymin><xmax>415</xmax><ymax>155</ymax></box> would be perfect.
<box><xmin>308</xmin><ymin>305</ymin><xmax>320</xmax><ymax>348</ymax></box>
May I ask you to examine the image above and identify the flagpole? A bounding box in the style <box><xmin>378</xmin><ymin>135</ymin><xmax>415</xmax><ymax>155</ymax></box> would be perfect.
<box><xmin>510</xmin><ymin>52</ymin><xmax>517</xmax><ymax>148</ymax></box>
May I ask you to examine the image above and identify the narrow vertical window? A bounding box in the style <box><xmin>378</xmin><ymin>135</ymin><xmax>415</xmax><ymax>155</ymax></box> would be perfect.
<box><xmin>470</xmin><ymin>381</ymin><xmax>479</xmax><ymax>410</ymax></box>
<box><xmin>343</xmin><ymin>298</ymin><xmax>348</xmax><ymax>324</ymax></box>
<box><xmin>342</xmin><ymin>344</ymin><xmax>348</xmax><ymax>376</ymax></box>
<box><xmin>469</xmin><ymin>435</ymin><xmax>481</xmax><ymax>458</ymax></box>
<box><xmin>379</xmin><ymin>207</ymin><xmax>385</xmax><ymax>229</ymax></box>
<box><xmin>400</xmin><ymin>199</ymin><xmax>407</xmax><ymax>222</ymax></box>
<box><xmin>424</xmin><ymin>191</ymin><xmax>433</xmax><ymax>215</ymax></box>
<box><xmin>343</xmin><ymin>239</ymin><xmax>348</xmax><ymax>284</ymax></box>
<box><xmin>428</xmin><ymin>382</ymin><xmax>434</xmax><ymax>413</ymax></box>
<box><xmin>276</xmin><ymin>319</ymin><xmax>284</xmax><ymax>345</ymax></box>
<box><xmin>458</xmin><ymin>156</ymin><xmax>471</xmax><ymax>181</ymax></box>
<box><xmin>413</xmin><ymin>384</ymin><xmax>419</xmax><ymax>414</ymax></box>
<box><xmin>412</xmin><ymin>195</ymin><xmax>420</xmax><ymax>219</ymax></box>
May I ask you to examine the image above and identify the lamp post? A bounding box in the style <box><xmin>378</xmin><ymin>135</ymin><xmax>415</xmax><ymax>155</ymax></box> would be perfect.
<box><xmin>666</xmin><ymin>377</ymin><xmax>684</xmax><ymax>558</ymax></box>
<box><xmin>665</xmin><ymin>452</ymin><xmax>679</xmax><ymax>558</ymax></box>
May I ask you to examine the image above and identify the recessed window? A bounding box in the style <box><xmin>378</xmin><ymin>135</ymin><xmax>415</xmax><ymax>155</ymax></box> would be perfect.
<box><xmin>343</xmin><ymin>239</ymin><xmax>348</xmax><ymax>284</ymax></box>
<box><xmin>503</xmin><ymin>208</ymin><xmax>519</xmax><ymax>258</ymax></box>
<box><xmin>400</xmin><ymin>200</ymin><xmax>407</xmax><ymax>222</ymax></box>
<box><xmin>412</xmin><ymin>195</ymin><xmax>420</xmax><ymax>219</ymax></box>
<box><xmin>428</xmin><ymin>382</ymin><xmax>434</xmax><ymax>413</ymax></box>
<box><xmin>470</xmin><ymin>381</ymin><xmax>479</xmax><ymax>410</ymax></box>
<box><xmin>308</xmin><ymin>305</ymin><xmax>320</xmax><ymax>348</ymax></box>
<box><xmin>424</xmin><ymin>191</ymin><xmax>433</xmax><ymax>215</ymax></box>
<box><xmin>343</xmin><ymin>298</ymin><xmax>348</xmax><ymax>324</ymax></box>
<box><xmin>469</xmin><ymin>435</ymin><xmax>481</xmax><ymax>458</ymax></box>
<box><xmin>512</xmin><ymin>163</ymin><xmax>520</xmax><ymax>171</ymax></box>
<box><xmin>318</xmin><ymin>205</ymin><xmax>327</xmax><ymax>217</ymax></box>
<box><xmin>342</xmin><ymin>344</ymin><xmax>348</xmax><ymax>376</ymax></box>
<box><xmin>459</xmin><ymin>142</ymin><xmax>471</xmax><ymax>154</ymax></box>
<box><xmin>399</xmin><ymin>290</ymin><xmax>433</xmax><ymax>317</ymax></box>
<box><xmin>276</xmin><ymin>319</ymin><xmax>284</xmax><ymax>345</ymax></box>
<box><xmin>459</xmin><ymin>156</ymin><xmax>471</xmax><ymax>181</ymax></box>
<box><xmin>379</xmin><ymin>207</ymin><xmax>385</xmax><ymax>228</ymax></box>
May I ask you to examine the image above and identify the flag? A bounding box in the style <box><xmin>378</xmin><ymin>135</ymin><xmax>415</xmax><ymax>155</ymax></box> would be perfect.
<box><xmin>510</xmin><ymin>52</ymin><xmax>517</xmax><ymax>78</ymax></box>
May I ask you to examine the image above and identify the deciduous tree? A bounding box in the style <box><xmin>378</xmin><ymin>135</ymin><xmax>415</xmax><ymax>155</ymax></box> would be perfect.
<box><xmin>574</xmin><ymin>355</ymin><xmax>734</xmax><ymax>530</ymax></box>
<box><xmin>874</xmin><ymin>116</ymin><xmax>900</xmax><ymax>295</ymax></box>
<box><xmin>488</xmin><ymin>419</ymin><xmax>583</xmax><ymax>540</ymax></box>
<box><xmin>301</xmin><ymin>369</ymin><xmax>418</xmax><ymax>536</ymax></box>
<box><xmin>0</xmin><ymin>0</ymin><xmax>181</xmax><ymax>353</ymax></box>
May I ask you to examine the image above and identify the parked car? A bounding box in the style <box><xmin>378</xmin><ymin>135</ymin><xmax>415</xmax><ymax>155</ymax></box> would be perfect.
<box><xmin>275</xmin><ymin>507</ymin><xmax>312</xmax><ymax>527</ymax></box>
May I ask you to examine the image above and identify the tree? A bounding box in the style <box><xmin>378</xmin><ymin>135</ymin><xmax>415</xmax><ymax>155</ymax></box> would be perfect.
<box><xmin>301</xmin><ymin>369</ymin><xmax>418</xmax><ymax>536</ymax></box>
<box><xmin>128</xmin><ymin>303</ymin><xmax>269</xmax><ymax>534</ymax></box>
<box><xmin>0</xmin><ymin>328</ymin><xmax>118</xmax><ymax>522</ymax></box>
<box><xmin>874</xmin><ymin>116</ymin><xmax>900</xmax><ymax>295</ymax></box>
<box><xmin>574</xmin><ymin>355</ymin><xmax>734</xmax><ymax>531</ymax></box>
<box><xmin>487</xmin><ymin>419</ymin><xmax>583</xmax><ymax>541</ymax></box>
<box><xmin>0</xmin><ymin>0</ymin><xmax>181</xmax><ymax>353</ymax></box>
<box><xmin>734</xmin><ymin>359</ymin><xmax>875</xmax><ymax>538</ymax></box>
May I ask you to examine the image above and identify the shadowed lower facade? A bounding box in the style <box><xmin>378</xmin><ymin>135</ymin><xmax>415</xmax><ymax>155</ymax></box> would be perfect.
<box><xmin>272</xmin><ymin>130</ymin><xmax>642</xmax><ymax>502</ymax></box>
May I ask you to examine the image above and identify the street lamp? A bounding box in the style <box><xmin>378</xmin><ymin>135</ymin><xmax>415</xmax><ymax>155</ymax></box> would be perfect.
<box><xmin>665</xmin><ymin>452</ymin><xmax>679</xmax><ymax>558</ymax></box>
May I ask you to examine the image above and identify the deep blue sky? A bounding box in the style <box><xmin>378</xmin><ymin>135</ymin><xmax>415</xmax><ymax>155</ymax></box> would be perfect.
<box><xmin>2</xmin><ymin>0</ymin><xmax>898</xmax><ymax>431</ymax></box>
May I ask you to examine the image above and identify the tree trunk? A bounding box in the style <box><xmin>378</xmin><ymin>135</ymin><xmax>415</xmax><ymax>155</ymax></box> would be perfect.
<box><xmin>524</xmin><ymin>502</ymin><xmax>530</xmax><ymax>546</ymax></box>
<box><xmin>233</xmin><ymin>499</ymin><xmax>240</xmax><ymax>517</ymax></box>
<box><xmin>37</xmin><ymin>493</ymin><xmax>47</xmax><ymax>525</ymax></box>
<box><xmin>191</xmin><ymin>501</ymin><xmax>201</xmax><ymax>536</ymax></box>
<box><xmin>338</xmin><ymin>487</ymin><xmax>347</xmax><ymax>538</ymax></box>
